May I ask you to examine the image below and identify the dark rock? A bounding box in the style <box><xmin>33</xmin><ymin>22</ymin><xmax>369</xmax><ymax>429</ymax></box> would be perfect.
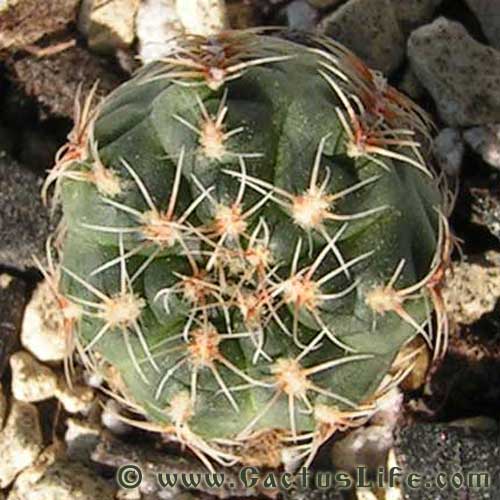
<box><xmin>464</xmin><ymin>0</ymin><xmax>500</xmax><ymax>50</ymax></box>
<box><xmin>397</xmin><ymin>65</ymin><xmax>425</xmax><ymax>100</ymax></box>
<box><xmin>419</xmin><ymin>310</ymin><xmax>500</xmax><ymax>425</ymax></box>
<box><xmin>0</xmin><ymin>125</ymin><xmax>14</xmax><ymax>156</ymax></box>
<box><xmin>9</xmin><ymin>45</ymin><xmax>123</xmax><ymax>119</ymax></box>
<box><xmin>0</xmin><ymin>274</ymin><xmax>26</xmax><ymax>377</ymax></box>
<box><xmin>226</xmin><ymin>0</ymin><xmax>263</xmax><ymax>29</ymax></box>
<box><xmin>307</xmin><ymin>0</ymin><xmax>343</xmax><ymax>9</ymax></box>
<box><xmin>433</xmin><ymin>128</ymin><xmax>464</xmax><ymax>176</ymax></box>
<box><xmin>391</xmin><ymin>0</ymin><xmax>442</xmax><ymax>36</ymax></box>
<box><xmin>0</xmin><ymin>153</ymin><xmax>53</xmax><ymax>270</ymax></box>
<box><xmin>394</xmin><ymin>423</ymin><xmax>500</xmax><ymax>499</ymax></box>
<box><xmin>0</xmin><ymin>76</ymin><xmax>68</xmax><ymax>174</ymax></box>
<box><xmin>18</xmin><ymin>128</ymin><xmax>62</xmax><ymax>175</ymax></box>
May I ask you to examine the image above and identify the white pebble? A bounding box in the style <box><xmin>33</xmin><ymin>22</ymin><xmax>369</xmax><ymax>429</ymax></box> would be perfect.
<box><xmin>10</xmin><ymin>351</ymin><xmax>58</xmax><ymax>403</ymax></box>
<box><xmin>21</xmin><ymin>280</ymin><xmax>68</xmax><ymax>363</ymax></box>
<box><xmin>0</xmin><ymin>401</ymin><xmax>43</xmax><ymax>488</ymax></box>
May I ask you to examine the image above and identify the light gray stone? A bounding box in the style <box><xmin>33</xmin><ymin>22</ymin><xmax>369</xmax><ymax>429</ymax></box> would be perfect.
<box><xmin>282</xmin><ymin>0</ymin><xmax>318</xmax><ymax>31</ymax></box>
<box><xmin>465</xmin><ymin>0</ymin><xmax>500</xmax><ymax>50</ymax></box>
<box><xmin>408</xmin><ymin>17</ymin><xmax>500</xmax><ymax>126</ymax></box>
<box><xmin>433</xmin><ymin>128</ymin><xmax>464</xmax><ymax>176</ymax></box>
<box><xmin>464</xmin><ymin>124</ymin><xmax>500</xmax><ymax>169</ymax></box>
<box><xmin>319</xmin><ymin>0</ymin><xmax>405</xmax><ymax>74</ymax></box>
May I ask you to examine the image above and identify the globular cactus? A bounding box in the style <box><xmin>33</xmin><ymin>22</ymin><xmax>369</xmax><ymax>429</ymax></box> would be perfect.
<box><xmin>43</xmin><ymin>30</ymin><xmax>451</xmax><ymax>470</ymax></box>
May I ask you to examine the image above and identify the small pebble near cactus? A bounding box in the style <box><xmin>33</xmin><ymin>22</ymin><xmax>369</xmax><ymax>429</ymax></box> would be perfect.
<box><xmin>42</xmin><ymin>30</ymin><xmax>451</xmax><ymax>470</ymax></box>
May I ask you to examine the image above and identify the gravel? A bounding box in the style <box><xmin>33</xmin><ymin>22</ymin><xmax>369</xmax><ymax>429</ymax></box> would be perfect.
<box><xmin>394</xmin><ymin>423</ymin><xmax>500</xmax><ymax>499</ymax></box>
<box><xmin>0</xmin><ymin>401</ymin><xmax>43</xmax><ymax>488</ymax></box>
<box><xmin>10</xmin><ymin>350</ymin><xmax>59</xmax><ymax>403</ymax></box>
<box><xmin>433</xmin><ymin>128</ymin><xmax>464</xmax><ymax>176</ymax></box>
<box><xmin>21</xmin><ymin>279</ymin><xmax>69</xmax><ymax>363</ymax></box>
<box><xmin>408</xmin><ymin>17</ymin><xmax>500</xmax><ymax>126</ymax></box>
<box><xmin>319</xmin><ymin>0</ymin><xmax>405</xmax><ymax>74</ymax></box>
<box><xmin>0</xmin><ymin>0</ymin><xmax>79</xmax><ymax>51</ymax></box>
<box><xmin>442</xmin><ymin>254</ymin><xmax>500</xmax><ymax>325</ymax></box>
<box><xmin>464</xmin><ymin>124</ymin><xmax>500</xmax><ymax>169</ymax></box>
<box><xmin>78</xmin><ymin>0</ymin><xmax>141</xmax><ymax>54</ymax></box>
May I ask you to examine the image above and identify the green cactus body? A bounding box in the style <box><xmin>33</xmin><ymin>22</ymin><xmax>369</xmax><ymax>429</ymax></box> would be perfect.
<box><xmin>50</xmin><ymin>31</ymin><xmax>448</xmax><ymax>468</ymax></box>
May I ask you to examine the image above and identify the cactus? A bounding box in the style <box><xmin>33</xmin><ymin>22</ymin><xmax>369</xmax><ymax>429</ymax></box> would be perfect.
<box><xmin>43</xmin><ymin>30</ymin><xmax>450</xmax><ymax>470</ymax></box>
